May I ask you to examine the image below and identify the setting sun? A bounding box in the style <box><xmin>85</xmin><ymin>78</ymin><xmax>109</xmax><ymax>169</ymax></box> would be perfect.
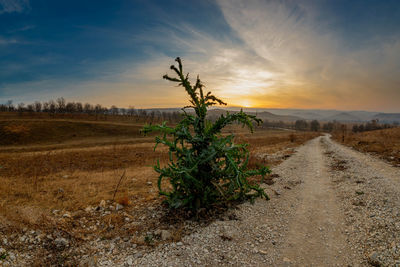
<box><xmin>235</xmin><ymin>99</ymin><xmax>253</xmax><ymax>108</ymax></box>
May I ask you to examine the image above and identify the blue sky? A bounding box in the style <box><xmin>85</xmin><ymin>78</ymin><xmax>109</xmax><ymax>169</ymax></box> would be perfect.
<box><xmin>1</xmin><ymin>0</ymin><xmax>400</xmax><ymax>111</ymax></box>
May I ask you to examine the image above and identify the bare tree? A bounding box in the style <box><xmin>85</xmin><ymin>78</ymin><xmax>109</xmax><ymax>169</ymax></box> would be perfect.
<box><xmin>17</xmin><ymin>103</ymin><xmax>25</xmax><ymax>115</ymax></box>
<box><xmin>128</xmin><ymin>106</ymin><xmax>136</xmax><ymax>117</ymax></box>
<box><xmin>49</xmin><ymin>100</ymin><xmax>56</xmax><ymax>114</ymax></box>
<box><xmin>66</xmin><ymin>102</ymin><xmax>76</xmax><ymax>113</ymax></box>
<box><xmin>323</xmin><ymin>122</ymin><xmax>334</xmax><ymax>132</ymax></box>
<box><xmin>26</xmin><ymin>104</ymin><xmax>34</xmax><ymax>113</ymax></box>
<box><xmin>76</xmin><ymin>102</ymin><xmax>83</xmax><ymax>113</ymax></box>
<box><xmin>56</xmin><ymin>97</ymin><xmax>66</xmax><ymax>113</ymax></box>
<box><xmin>310</xmin><ymin>120</ymin><xmax>320</xmax><ymax>132</ymax></box>
<box><xmin>42</xmin><ymin>102</ymin><xmax>49</xmax><ymax>112</ymax></box>
<box><xmin>110</xmin><ymin>105</ymin><xmax>119</xmax><ymax>115</ymax></box>
<box><xmin>295</xmin><ymin>120</ymin><xmax>308</xmax><ymax>131</ymax></box>
<box><xmin>6</xmin><ymin>100</ymin><xmax>14</xmax><ymax>111</ymax></box>
<box><xmin>84</xmin><ymin>103</ymin><xmax>93</xmax><ymax>114</ymax></box>
<box><xmin>34</xmin><ymin>101</ymin><xmax>42</xmax><ymax>112</ymax></box>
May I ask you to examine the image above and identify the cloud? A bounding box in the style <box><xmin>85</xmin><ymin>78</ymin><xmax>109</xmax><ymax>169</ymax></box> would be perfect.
<box><xmin>0</xmin><ymin>0</ymin><xmax>30</xmax><ymax>14</ymax></box>
<box><xmin>117</xmin><ymin>0</ymin><xmax>399</xmax><ymax>110</ymax></box>
<box><xmin>124</xmin><ymin>21</ymin><xmax>283</xmax><ymax>107</ymax></box>
<box><xmin>0</xmin><ymin>36</ymin><xmax>18</xmax><ymax>45</ymax></box>
<box><xmin>214</xmin><ymin>0</ymin><xmax>400</xmax><ymax>111</ymax></box>
<box><xmin>7</xmin><ymin>24</ymin><xmax>35</xmax><ymax>33</ymax></box>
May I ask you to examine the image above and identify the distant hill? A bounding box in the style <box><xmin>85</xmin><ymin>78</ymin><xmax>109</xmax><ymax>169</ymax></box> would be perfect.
<box><xmin>256</xmin><ymin>111</ymin><xmax>301</xmax><ymax>122</ymax></box>
<box><xmin>143</xmin><ymin>107</ymin><xmax>399</xmax><ymax>123</ymax></box>
<box><xmin>240</xmin><ymin>108</ymin><xmax>341</xmax><ymax>119</ymax></box>
<box><xmin>207</xmin><ymin>109</ymin><xmax>301</xmax><ymax>122</ymax></box>
<box><xmin>348</xmin><ymin>111</ymin><xmax>379</xmax><ymax>121</ymax></box>
<box><xmin>372</xmin><ymin>113</ymin><xmax>400</xmax><ymax>123</ymax></box>
<box><xmin>291</xmin><ymin>111</ymin><xmax>326</xmax><ymax>120</ymax></box>
<box><xmin>145</xmin><ymin>108</ymin><xmax>181</xmax><ymax>112</ymax></box>
<box><xmin>219</xmin><ymin>108</ymin><xmax>375</xmax><ymax>122</ymax></box>
<box><xmin>324</xmin><ymin>112</ymin><xmax>362</xmax><ymax>122</ymax></box>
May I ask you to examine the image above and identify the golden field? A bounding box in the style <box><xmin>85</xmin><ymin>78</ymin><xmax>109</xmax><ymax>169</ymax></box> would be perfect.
<box><xmin>333</xmin><ymin>127</ymin><xmax>400</xmax><ymax>167</ymax></box>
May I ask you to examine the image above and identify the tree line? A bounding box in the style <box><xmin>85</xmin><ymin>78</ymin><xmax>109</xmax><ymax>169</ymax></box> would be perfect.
<box><xmin>294</xmin><ymin>119</ymin><xmax>395</xmax><ymax>133</ymax></box>
<box><xmin>351</xmin><ymin>119</ymin><xmax>394</xmax><ymax>133</ymax></box>
<box><xmin>293</xmin><ymin>119</ymin><xmax>321</xmax><ymax>131</ymax></box>
<box><xmin>0</xmin><ymin>98</ymin><xmax>182</xmax><ymax>123</ymax></box>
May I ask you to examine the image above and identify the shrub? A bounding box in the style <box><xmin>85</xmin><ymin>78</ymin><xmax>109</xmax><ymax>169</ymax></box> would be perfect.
<box><xmin>310</xmin><ymin>120</ymin><xmax>320</xmax><ymax>132</ymax></box>
<box><xmin>142</xmin><ymin>57</ymin><xmax>270</xmax><ymax>211</ymax></box>
<box><xmin>289</xmin><ymin>133</ymin><xmax>296</xmax><ymax>143</ymax></box>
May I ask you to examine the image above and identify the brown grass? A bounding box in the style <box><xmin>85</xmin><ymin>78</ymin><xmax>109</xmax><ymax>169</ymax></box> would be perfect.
<box><xmin>0</xmin><ymin>143</ymin><xmax>168</xmax><ymax>177</ymax></box>
<box><xmin>0</xmin><ymin>119</ymin><xmax>146</xmax><ymax>146</ymax></box>
<box><xmin>0</xmin><ymin>125</ymin><xmax>319</xmax><ymax>226</ymax></box>
<box><xmin>0</xmin><ymin>111</ymin><xmax>157</xmax><ymax>123</ymax></box>
<box><xmin>333</xmin><ymin>127</ymin><xmax>400</xmax><ymax>166</ymax></box>
<box><xmin>0</xmin><ymin>127</ymin><xmax>316</xmax><ymax>226</ymax></box>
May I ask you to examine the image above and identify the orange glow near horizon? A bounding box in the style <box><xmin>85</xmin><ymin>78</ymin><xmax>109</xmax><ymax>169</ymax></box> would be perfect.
<box><xmin>235</xmin><ymin>99</ymin><xmax>253</xmax><ymax>108</ymax></box>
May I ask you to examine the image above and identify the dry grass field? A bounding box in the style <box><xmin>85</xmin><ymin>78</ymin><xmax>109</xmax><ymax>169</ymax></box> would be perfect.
<box><xmin>0</xmin><ymin>116</ymin><xmax>320</xmax><ymax>265</ymax></box>
<box><xmin>333</xmin><ymin>127</ymin><xmax>400</xmax><ymax>167</ymax></box>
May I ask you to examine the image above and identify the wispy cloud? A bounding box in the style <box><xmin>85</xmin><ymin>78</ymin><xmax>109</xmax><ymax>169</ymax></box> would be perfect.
<box><xmin>7</xmin><ymin>24</ymin><xmax>35</xmax><ymax>33</ymax></box>
<box><xmin>213</xmin><ymin>0</ymin><xmax>400</xmax><ymax>111</ymax></box>
<box><xmin>0</xmin><ymin>36</ymin><xmax>18</xmax><ymax>45</ymax></box>
<box><xmin>0</xmin><ymin>0</ymin><xmax>30</xmax><ymax>14</ymax></box>
<box><xmin>108</xmin><ymin>0</ymin><xmax>399</xmax><ymax>111</ymax></box>
<box><xmin>122</xmin><ymin>21</ymin><xmax>282</xmax><ymax>107</ymax></box>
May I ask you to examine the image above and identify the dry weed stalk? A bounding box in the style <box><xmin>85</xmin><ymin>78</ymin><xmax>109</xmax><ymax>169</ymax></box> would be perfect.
<box><xmin>112</xmin><ymin>170</ymin><xmax>126</xmax><ymax>202</ymax></box>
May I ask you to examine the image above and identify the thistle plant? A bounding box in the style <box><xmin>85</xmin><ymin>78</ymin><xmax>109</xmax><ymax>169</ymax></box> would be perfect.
<box><xmin>142</xmin><ymin>57</ymin><xmax>270</xmax><ymax>211</ymax></box>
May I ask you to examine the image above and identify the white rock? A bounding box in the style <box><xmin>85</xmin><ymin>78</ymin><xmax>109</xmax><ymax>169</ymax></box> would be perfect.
<box><xmin>161</xmin><ymin>230</ymin><xmax>172</xmax><ymax>241</ymax></box>
<box><xmin>99</xmin><ymin>200</ymin><xmax>106</xmax><ymax>208</ymax></box>
<box><xmin>126</xmin><ymin>257</ymin><xmax>133</xmax><ymax>266</ymax></box>
<box><xmin>154</xmin><ymin>229</ymin><xmax>161</xmax><ymax>236</ymax></box>
<box><xmin>54</xmin><ymin>237</ymin><xmax>69</xmax><ymax>248</ymax></box>
<box><xmin>8</xmin><ymin>253</ymin><xmax>15</xmax><ymax>261</ymax></box>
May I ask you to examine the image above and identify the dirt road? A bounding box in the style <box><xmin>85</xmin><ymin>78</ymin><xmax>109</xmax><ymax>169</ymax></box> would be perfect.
<box><xmin>280</xmin><ymin>136</ymin><xmax>349</xmax><ymax>266</ymax></box>
<box><xmin>91</xmin><ymin>135</ymin><xmax>400</xmax><ymax>266</ymax></box>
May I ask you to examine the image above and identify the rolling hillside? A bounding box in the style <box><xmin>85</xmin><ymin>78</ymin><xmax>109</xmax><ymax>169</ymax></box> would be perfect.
<box><xmin>207</xmin><ymin>109</ymin><xmax>301</xmax><ymax>122</ymax></box>
<box><xmin>372</xmin><ymin>113</ymin><xmax>400</xmax><ymax>123</ymax></box>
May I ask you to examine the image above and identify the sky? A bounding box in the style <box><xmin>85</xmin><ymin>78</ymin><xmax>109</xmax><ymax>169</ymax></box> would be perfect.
<box><xmin>0</xmin><ymin>0</ymin><xmax>400</xmax><ymax>112</ymax></box>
